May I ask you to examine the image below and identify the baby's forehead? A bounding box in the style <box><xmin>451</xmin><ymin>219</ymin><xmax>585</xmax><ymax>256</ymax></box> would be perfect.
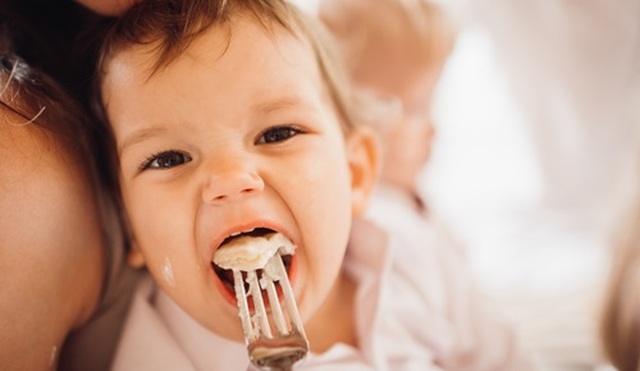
<box><xmin>103</xmin><ymin>22</ymin><xmax>334</xmax><ymax>113</ymax></box>
<box><xmin>99</xmin><ymin>5</ymin><xmax>355</xmax><ymax>134</ymax></box>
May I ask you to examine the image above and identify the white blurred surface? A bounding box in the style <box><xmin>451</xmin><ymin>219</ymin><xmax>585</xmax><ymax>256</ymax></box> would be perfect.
<box><xmin>424</xmin><ymin>1</ymin><xmax>640</xmax><ymax>369</ymax></box>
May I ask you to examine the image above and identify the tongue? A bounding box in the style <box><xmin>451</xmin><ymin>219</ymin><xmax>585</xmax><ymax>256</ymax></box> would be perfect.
<box><xmin>212</xmin><ymin>232</ymin><xmax>295</xmax><ymax>272</ymax></box>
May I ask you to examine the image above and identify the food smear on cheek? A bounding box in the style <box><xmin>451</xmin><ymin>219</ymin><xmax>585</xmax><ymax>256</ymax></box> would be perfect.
<box><xmin>49</xmin><ymin>345</ymin><xmax>57</xmax><ymax>367</ymax></box>
<box><xmin>162</xmin><ymin>257</ymin><xmax>177</xmax><ymax>287</ymax></box>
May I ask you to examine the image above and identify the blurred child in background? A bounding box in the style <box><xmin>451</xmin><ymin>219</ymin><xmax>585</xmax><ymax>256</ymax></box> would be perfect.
<box><xmin>319</xmin><ymin>0</ymin><xmax>463</xmax><ymax>253</ymax></box>
<box><xmin>319</xmin><ymin>0</ymin><xmax>455</xmax><ymax>216</ymax></box>
<box><xmin>318</xmin><ymin>0</ymin><xmax>531</xmax><ymax>367</ymax></box>
<box><xmin>319</xmin><ymin>1</ymin><xmax>532</xmax><ymax>368</ymax></box>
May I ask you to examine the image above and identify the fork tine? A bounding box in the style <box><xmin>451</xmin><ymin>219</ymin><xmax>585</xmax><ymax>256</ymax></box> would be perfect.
<box><xmin>260</xmin><ymin>275</ymin><xmax>288</xmax><ymax>335</ymax></box>
<box><xmin>233</xmin><ymin>269</ymin><xmax>255</xmax><ymax>341</ymax></box>
<box><xmin>247</xmin><ymin>270</ymin><xmax>272</xmax><ymax>338</ymax></box>
<box><xmin>271</xmin><ymin>253</ymin><xmax>306</xmax><ymax>337</ymax></box>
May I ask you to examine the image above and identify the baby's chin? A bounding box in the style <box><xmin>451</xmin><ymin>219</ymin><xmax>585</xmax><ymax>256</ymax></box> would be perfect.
<box><xmin>152</xmin><ymin>275</ymin><xmax>249</xmax><ymax>343</ymax></box>
<box><xmin>181</xmin><ymin>296</ymin><xmax>248</xmax><ymax>343</ymax></box>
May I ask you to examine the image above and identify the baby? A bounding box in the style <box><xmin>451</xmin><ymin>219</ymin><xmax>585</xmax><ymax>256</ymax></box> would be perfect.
<box><xmin>94</xmin><ymin>0</ymin><xmax>529</xmax><ymax>369</ymax></box>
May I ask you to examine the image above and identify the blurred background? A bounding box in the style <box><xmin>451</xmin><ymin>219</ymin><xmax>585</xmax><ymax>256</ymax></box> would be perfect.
<box><xmin>295</xmin><ymin>0</ymin><xmax>640</xmax><ymax>369</ymax></box>
<box><xmin>424</xmin><ymin>2</ymin><xmax>639</xmax><ymax>369</ymax></box>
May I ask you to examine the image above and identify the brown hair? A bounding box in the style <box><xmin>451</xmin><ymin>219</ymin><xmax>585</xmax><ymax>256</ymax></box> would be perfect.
<box><xmin>0</xmin><ymin>38</ymin><xmax>95</xmax><ymax>179</ymax></box>
<box><xmin>600</xmin><ymin>194</ymin><xmax>640</xmax><ymax>371</ymax></box>
<box><xmin>0</xmin><ymin>7</ymin><xmax>108</xmax><ymax>187</ymax></box>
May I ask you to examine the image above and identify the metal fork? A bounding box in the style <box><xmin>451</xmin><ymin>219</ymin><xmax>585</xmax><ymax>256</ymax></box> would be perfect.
<box><xmin>232</xmin><ymin>250</ymin><xmax>309</xmax><ymax>370</ymax></box>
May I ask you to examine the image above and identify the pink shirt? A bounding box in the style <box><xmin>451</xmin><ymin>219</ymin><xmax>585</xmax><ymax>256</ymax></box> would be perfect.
<box><xmin>112</xmin><ymin>218</ymin><xmax>531</xmax><ymax>370</ymax></box>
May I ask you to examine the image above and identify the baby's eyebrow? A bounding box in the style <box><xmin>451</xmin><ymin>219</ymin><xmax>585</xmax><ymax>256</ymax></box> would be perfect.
<box><xmin>118</xmin><ymin>125</ymin><xmax>168</xmax><ymax>155</ymax></box>
<box><xmin>251</xmin><ymin>96</ymin><xmax>305</xmax><ymax>114</ymax></box>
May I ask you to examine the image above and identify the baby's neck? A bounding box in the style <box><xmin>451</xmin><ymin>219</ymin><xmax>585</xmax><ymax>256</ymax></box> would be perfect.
<box><xmin>304</xmin><ymin>270</ymin><xmax>358</xmax><ymax>353</ymax></box>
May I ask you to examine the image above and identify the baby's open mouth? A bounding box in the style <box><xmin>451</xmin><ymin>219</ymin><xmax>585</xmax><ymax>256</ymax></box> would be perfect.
<box><xmin>211</xmin><ymin>228</ymin><xmax>294</xmax><ymax>305</ymax></box>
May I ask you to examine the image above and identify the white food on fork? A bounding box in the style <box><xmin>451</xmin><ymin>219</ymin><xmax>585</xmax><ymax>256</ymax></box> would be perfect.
<box><xmin>213</xmin><ymin>232</ymin><xmax>295</xmax><ymax>271</ymax></box>
<box><xmin>212</xmin><ymin>232</ymin><xmax>309</xmax><ymax>370</ymax></box>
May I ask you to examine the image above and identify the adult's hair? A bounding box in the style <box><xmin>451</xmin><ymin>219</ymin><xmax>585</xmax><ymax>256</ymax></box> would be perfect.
<box><xmin>0</xmin><ymin>45</ymin><xmax>95</xmax><ymax>179</ymax></box>
<box><xmin>600</xmin><ymin>194</ymin><xmax>640</xmax><ymax>371</ymax></box>
<box><xmin>0</xmin><ymin>7</ymin><xmax>112</xmax><ymax>187</ymax></box>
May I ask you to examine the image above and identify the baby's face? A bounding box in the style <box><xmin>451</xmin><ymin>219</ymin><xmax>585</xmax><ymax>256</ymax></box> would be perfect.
<box><xmin>102</xmin><ymin>17</ymin><xmax>367</xmax><ymax>341</ymax></box>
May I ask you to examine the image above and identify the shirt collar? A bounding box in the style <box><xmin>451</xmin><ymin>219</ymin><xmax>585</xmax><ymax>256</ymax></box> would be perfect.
<box><xmin>156</xmin><ymin>290</ymin><xmax>251</xmax><ymax>371</ymax></box>
<box><xmin>342</xmin><ymin>218</ymin><xmax>394</xmax><ymax>367</ymax></box>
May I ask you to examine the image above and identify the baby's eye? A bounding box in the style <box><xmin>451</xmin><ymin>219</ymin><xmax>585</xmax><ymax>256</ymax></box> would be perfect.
<box><xmin>257</xmin><ymin>125</ymin><xmax>302</xmax><ymax>144</ymax></box>
<box><xmin>141</xmin><ymin>150</ymin><xmax>192</xmax><ymax>171</ymax></box>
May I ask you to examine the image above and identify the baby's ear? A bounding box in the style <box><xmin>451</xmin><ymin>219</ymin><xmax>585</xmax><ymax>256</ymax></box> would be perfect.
<box><xmin>121</xmin><ymin>211</ymin><xmax>146</xmax><ymax>267</ymax></box>
<box><xmin>347</xmin><ymin>125</ymin><xmax>380</xmax><ymax>217</ymax></box>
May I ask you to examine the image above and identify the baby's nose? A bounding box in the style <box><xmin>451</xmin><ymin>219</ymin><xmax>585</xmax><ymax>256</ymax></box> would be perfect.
<box><xmin>202</xmin><ymin>162</ymin><xmax>264</xmax><ymax>204</ymax></box>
